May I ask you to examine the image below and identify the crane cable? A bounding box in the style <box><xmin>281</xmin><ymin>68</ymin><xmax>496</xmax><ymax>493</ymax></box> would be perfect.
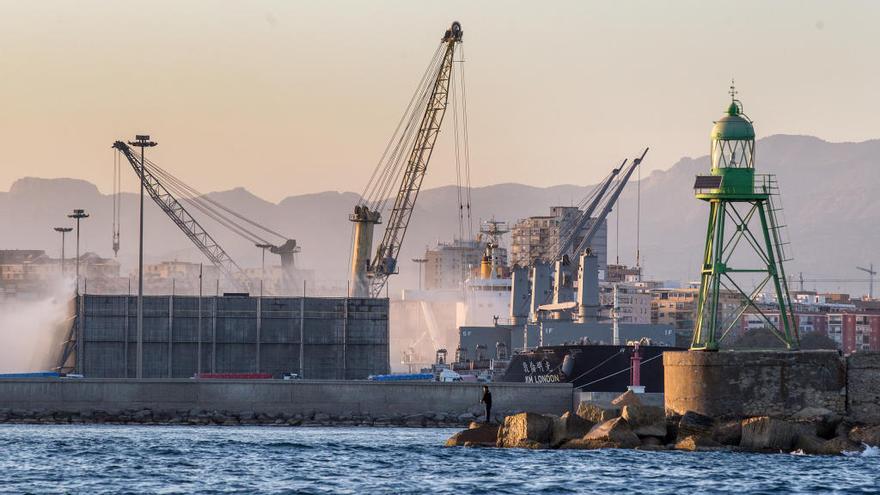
<box><xmin>451</xmin><ymin>55</ymin><xmax>464</xmax><ymax>241</ymax></box>
<box><xmin>358</xmin><ymin>44</ymin><xmax>442</xmax><ymax>206</ymax></box>
<box><xmin>636</xmin><ymin>163</ymin><xmax>641</xmax><ymax>276</ymax></box>
<box><xmin>118</xmin><ymin>149</ymin><xmax>288</xmax><ymax>248</ymax></box>
<box><xmin>372</xmin><ymin>48</ymin><xmax>447</xmax><ymax>212</ymax></box>
<box><xmin>112</xmin><ymin>150</ymin><xmax>121</xmax><ymax>255</ymax></box>
<box><xmin>142</xmin><ymin>157</ymin><xmax>286</xmax><ymax>241</ymax></box>
<box><xmin>459</xmin><ymin>44</ymin><xmax>473</xmax><ymax>238</ymax></box>
<box><xmin>451</xmin><ymin>44</ymin><xmax>473</xmax><ymax>241</ymax></box>
<box><xmin>551</xmin><ymin>168</ymin><xmax>617</xmax><ymax>259</ymax></box>
<box><xmin>149</xmin><ymin>167</ymin><xmax>267</xmax><ymax>246</ymax></box>
<box><xmin>574</xmin><ymin>353</ymin><xmax>663</xmax><ymax>390</ymax></box>
<box><xmin>142</xmin><ymin>159</ymin><xmax>273</xmax><ymax>245</ymax></box>
<box><xmin>358</xmin><ymin>44</ymin><xmax>445</xmax><ymax>211</ymax></box>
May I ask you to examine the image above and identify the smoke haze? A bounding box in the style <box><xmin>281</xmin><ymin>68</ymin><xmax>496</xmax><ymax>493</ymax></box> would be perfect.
<box><xmin>0</xmin><ymin>279</ymin><xmax>74</xmax><ymax>373</ymax></box>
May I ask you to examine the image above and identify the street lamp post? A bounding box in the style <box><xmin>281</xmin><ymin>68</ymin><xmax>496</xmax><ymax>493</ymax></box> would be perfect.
<box><xmin>256</xmin><ymin>243</ymin><xmax>273</xmax><ymax>295</ymax></box>
<box><xmin>412</xmin><ymin>257</ymin><xmax>428</xmax><ymax>291</ymax></box>
<box><xmin>54</xmin><ymin>227</ymin><xmax>73</xmax><ymax>277</ymax></box>
<box><xmin>67</xmin><ymin>210</ymin><xmax>89</xmax><ymax>293</ymax></box>
<box><xmin>129</xmin><ymin>134</ymin><xmax>157</xmax><ymax>379</ymax></box>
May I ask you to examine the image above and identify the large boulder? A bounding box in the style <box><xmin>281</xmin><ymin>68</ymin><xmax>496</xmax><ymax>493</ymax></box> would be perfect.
<box><xmin>849</xmin><ymin>425</ymin><xmax>880</xmax><ymax>447</ymax></box>
<box><xmin>582</xmin><ymin>417</ymin><xmax>641</xmax><ymax>449</ymax></box>
<box><xmin>551</xmin><ymin>412</ymin><xmax>594</xmax><ymax>447</ymax></box>
<box><xmin>558</xmin><ymin>439</ymin><xmax>610</xmax><ymax>450</ymax></box>
<box><xmin>611</xmin><ymin>390</ymin><xmax>643</xmax><ymax>408</ymax></box>
<box><xmin>712</xmin><ymin>420</ymin><xmax>743</xmax><ymax>446</ymax></box>
<box><xmin>497</xmin><ymin>413</ymin><xmax>554</xmax><ymax>449</ymax></box>
<box><xmin>576</xmin><ymin>402</ymin><xmax>620</xmax><ymax>423</ymax></box>
<box><xmin>792</xmin><ymin>407</ymin><xmax>843</xmax><ymax>439</ymax></box>
<box><xmin>795</xmin><ymin>433</ymin><xmax>862</xmax><ymax>455</ymax></box>
<box><xmin>445</xmin><ymin>423</ymin><xmax>500</xmax><ymax>447</ymax></box>
<box><xmin>674</xmin><ymin>435</ymin><xmax>724</xmax><ymax>452</ymax></box>
<box><xmin>621</xmin><ymin>405</ymin><xmax>666</xmax><ymax>438</ymax></box>
<box><xmin>740</xmin><ymin>417</ymin><xmax>804</xmax><ymax>451</ymax></box>
<box><xmin>637</xmin><ymin>436</ymin><xmax>666</xmax><ymax>451</ymax></box>
<box><xmin>677</xmin><ymin>411</ymin><xmax>714</xmax><ymax>441</ymax></box>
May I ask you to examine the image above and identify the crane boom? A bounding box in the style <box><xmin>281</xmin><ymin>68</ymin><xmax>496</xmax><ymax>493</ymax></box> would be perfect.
<box><xmin>573</xmin><ymin>148</ymin><xmax>649</xmax><ymax>255</ymax></box>
<box><xmin>554</xmin><ymin>161</ymin><xmax>626</xmax><ymax>260</ymax></box>
<box><xmin>349</xmin><ymin>22</ymin><xmax>463</xmax><ymax>298</ymax></box>
<box><xmin>113</xmin><ymin>141</ymin><xmax>249</xmax><ymax>290</ymax></box>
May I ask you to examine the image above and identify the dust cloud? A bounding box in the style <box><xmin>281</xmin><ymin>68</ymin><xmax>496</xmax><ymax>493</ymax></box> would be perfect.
<box><xmin>0</xmin><ymin>279</ymin><xmax>75</xmax><ymax>373</ymax></box>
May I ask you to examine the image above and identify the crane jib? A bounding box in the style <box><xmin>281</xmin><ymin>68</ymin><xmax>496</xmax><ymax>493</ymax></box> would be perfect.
<box><xmin>573</xmin><ymin>148</ymin><xmax>650</xmax><ymax>256</ymax></box>
<box><xmin>363</xmin><ymin>24</ymin><xmax>463</xmax><ymax>298</ymax></box>
<box><xmin>112</xmin><ymin>141</ymin><xmax>250</xmax><ymax>291</ymax></box>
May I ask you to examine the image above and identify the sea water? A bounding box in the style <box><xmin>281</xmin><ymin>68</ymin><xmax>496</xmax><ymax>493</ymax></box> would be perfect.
<box><xmin>0</xmin><ymin>425</ymin><xmax>878</xmax><ymax>494</ymax></box>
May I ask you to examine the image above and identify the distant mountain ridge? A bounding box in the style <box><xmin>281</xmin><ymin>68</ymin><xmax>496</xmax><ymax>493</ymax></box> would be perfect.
<box><xmin>1</xmin><ymin>134</ymin><xmax>877</xmax><ymax>295</ymax></box>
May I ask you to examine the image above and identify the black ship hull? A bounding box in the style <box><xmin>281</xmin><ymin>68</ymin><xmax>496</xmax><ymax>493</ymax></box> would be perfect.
<box><xmin>498</xmin><ymin>344</ymin><xmax>683</xmax><ymax>393</ymax></box>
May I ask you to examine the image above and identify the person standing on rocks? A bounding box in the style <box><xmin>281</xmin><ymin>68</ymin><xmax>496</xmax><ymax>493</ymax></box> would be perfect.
<box><xmin>480</xmin><ymin>385</ymin><xmax>492</xmax><ymax>424</ymax></box>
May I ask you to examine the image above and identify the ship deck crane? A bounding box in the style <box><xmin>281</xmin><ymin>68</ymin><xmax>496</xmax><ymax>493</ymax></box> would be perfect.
<box><xmin>531</xmin><ymin>148</ymin><xmax>648</xmax><ymax>316</ymax></box>
<box><xmin>113</xmin><ymin>141</ymin><xmax>297</xmax><ymax>292</ymax></box>
<box><xmin>572</xmin><ymin>148</ymin><xmax>649</xmax><ymax>256</ymax></box>
<box><xmin>550</xmin><ymin>148</ymin><xmax>648</xmax><ymax>263</ymax></box>
<box><xmin>349</xmin><ymin>21</ymin><xmax>465</xmax><ymax>298</ymax></box>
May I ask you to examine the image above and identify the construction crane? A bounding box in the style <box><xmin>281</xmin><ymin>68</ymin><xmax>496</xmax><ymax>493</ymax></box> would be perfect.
<box><xmin>856</xmin><ymin>263</ymin><xmax>876</xmax><ymax>299</ymax></box>
<box><xmin>113</xmin><ymin>141</ymin><xmax>297</xmax><ymax>292</ymax></box>
<box><xmin>349</xmin><ymin>21</ymin><xmax>464</xmax><ymax>298</ymax></box>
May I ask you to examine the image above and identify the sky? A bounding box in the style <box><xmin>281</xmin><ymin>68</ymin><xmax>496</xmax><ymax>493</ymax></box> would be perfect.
<box><xmin>1</xmin><ymin>0</ymin><xmax>879</xmax><ymax>202</ymax></box>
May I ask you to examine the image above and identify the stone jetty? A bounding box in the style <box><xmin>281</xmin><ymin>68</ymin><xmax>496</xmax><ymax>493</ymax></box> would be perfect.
<box><xmin>446</xmin><ymin>391</ymin><xmax>880</xmax><ymax>455</ymax></box>
<box><xmin>0</xmin><ymin>406</ymin><xmax>516</xmax><ymax>428</ymax></box>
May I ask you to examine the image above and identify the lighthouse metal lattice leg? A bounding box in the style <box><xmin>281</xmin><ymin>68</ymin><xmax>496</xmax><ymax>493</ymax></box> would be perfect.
<box><xmin>691</xmin><ymin>198</ymin><xmax>798</xmax><ymax>350</ymax></box>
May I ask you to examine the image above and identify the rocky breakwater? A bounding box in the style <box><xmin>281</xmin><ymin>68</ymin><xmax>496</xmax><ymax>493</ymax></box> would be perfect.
<box><xmin>446</xmin><ymin>391</ymin><xmax>880</xmax><ymax>455</ymax></box>
<box><xmin>0</xmin><ymin>405</ymin><xmax>517</xmax><ymax>428</ymax></box>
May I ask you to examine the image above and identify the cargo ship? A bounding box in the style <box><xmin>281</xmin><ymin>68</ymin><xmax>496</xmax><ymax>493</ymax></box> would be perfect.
<box><xmin>497</xmin><ymin>343</ymin><xmax>682</xmax><ymax>392</ymax></box>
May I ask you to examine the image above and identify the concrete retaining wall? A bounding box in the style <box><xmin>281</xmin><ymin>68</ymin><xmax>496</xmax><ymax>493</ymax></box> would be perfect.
<box><xmin>847</xmin><ymin>352</ymin><xmax>880</xmax><ymax>424</ymax></box>
<box><xmin>0</xmin><ymin>379</ymin><xmax>572</xmax><ymax>418</ymax></box>
<box><xmin>664</xmin><ymin>350</ymin><xmax>846</xmax><ymax>418</ymax></box>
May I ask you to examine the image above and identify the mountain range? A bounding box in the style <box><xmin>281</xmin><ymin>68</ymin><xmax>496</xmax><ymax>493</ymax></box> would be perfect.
<box><xmin>1</xmin><ymin>134</ymin><xmax>877</xmax><ymax>296</ymax></box>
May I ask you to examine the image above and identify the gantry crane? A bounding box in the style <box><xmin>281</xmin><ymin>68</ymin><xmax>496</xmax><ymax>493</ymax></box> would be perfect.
<box><xmin>349</xmin><ymin>21</ymin><xmax>464</xmax><ymax>298</ymax></box>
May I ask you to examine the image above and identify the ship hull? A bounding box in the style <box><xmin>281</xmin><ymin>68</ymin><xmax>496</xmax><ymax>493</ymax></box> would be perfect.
<box><xmin>498</xmin><ymin>345</ymin><xmax>682</xmax><ymax>393</ymax></box>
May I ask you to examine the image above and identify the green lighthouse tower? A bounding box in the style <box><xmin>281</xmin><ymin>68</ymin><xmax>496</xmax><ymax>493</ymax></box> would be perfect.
<box><xmin>691</xmin><ymin>84</ymin><xmax>798</xmax><ymax>350</ymax></box>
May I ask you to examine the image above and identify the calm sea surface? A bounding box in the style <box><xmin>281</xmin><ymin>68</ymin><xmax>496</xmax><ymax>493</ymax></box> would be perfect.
<box><xmin>0</xmin><ymin>425</ymin><xmax>878</xmax><ymax>494</ymax></box>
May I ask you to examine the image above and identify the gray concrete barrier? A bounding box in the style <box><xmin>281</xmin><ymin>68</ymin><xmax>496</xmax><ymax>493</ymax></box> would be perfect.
<box><xmin>0</xmin><ymin>379</ymin><xmax>573</xmax><ymax>420</ymax></box>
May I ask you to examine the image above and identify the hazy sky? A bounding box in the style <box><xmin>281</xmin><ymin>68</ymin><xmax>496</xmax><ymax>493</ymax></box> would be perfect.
<box><xmin>1</xmin><ymin>0</ymin><xmax>878</xmax><ymax>202</ymax></box>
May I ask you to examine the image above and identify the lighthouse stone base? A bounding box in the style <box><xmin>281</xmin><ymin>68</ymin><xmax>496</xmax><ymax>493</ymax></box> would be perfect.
<box><xmin>663</xmin><ymin>350</ymin><xmax>846</xmax><ymax>419</ymax></box>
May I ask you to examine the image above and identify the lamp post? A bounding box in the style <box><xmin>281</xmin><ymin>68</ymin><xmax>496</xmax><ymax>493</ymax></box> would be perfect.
<box><xmin>255</xmin><ymin>243</ymin><xmax>273</xmax><ymax>292</ymax></box>
<box><xmin>412</xmin><ymin>257</ymin><xmax>428</xmax><ymax>291</ymax></box>
<box><xmin>67</xmin><ymin>210</ymin><xmax>89</xmax><ymax>293</ymax></box>
<box><xmin>54</xmin><ymin>227</ymin><xmax>73</xmax><ymax>277</ymax></box>
<box><xmin>129</xmin><ymin>134</ymin><xmax>157</xmax><ymax>379</ymax></box>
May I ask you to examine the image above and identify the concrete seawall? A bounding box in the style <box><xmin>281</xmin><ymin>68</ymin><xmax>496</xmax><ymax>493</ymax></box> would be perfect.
<box><xmin>0</xmin><ymin>379</ymin><xmax>573</xmax><ymax>424</ymax></box>
<box><xmin>847</xmin><ymin>352</ymin><xmax>880</xmax><ymax>424</ymax></box>
<box><xmin>664</xmin><ymin>350</ymin><xmax>880</xmax><ymax>423</ymax></box>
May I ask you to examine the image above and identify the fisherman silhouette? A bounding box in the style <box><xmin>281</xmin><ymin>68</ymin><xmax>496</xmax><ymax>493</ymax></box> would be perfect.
<box><xmin>480</xmin><ymin>385</ymin><xmax>492</xmax><ymax>424</ymax></box>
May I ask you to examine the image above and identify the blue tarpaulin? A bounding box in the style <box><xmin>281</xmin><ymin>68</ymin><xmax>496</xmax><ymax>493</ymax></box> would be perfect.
<box><xmin>0</xmin><ymin>371</ymin><xmax>62</xmax><ymax>379</ymax></box>
<box><xmin>368</xmin><ymin>373</ymin><xmax>433</xmax><ymax>382</ymax></box>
